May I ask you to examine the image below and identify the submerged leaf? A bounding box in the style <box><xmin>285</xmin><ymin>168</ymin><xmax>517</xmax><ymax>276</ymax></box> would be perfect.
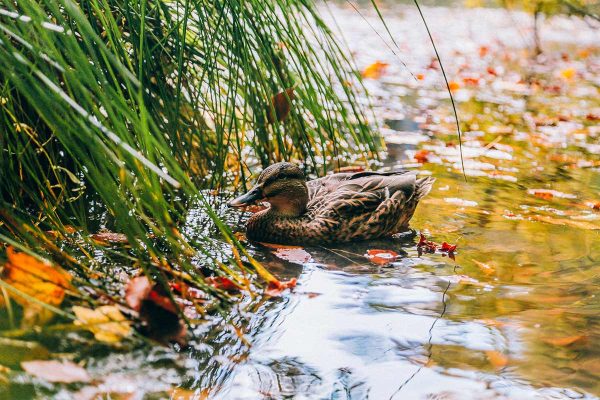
<box><xmin>542</xmin><ymin>335</ymin><xmax>586</xmax><ymax>347</ymax></box>
<box><xmin>73</xmin><ymin>305</ymin><xmax>131</xmax><ymax>343</ymax></box>
<box><xmin>21</xmin><ymin>360</ymin><xmax>90</xmax><ymax>383</ymax></box>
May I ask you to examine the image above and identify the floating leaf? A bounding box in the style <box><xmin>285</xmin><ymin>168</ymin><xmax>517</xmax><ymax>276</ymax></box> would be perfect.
<box><xmin>362</xmin><ymin>61</ymin><xmax>388</xmax><ymax>79</ymax></box>
<box><xmin>485</xmin><ymin>350</ymin><xmax>508</xmax><ymax>369</ymax></box>
<box><xmin>2</xmin><ymin>247</ymin><xmax>71</xmax><ymax>325</ymax></box>
<box><xmin>440</xmin><ymin>242</ymin><xmax>457</xmax><ymax>253</ymax></box>
<box><xmin>21</xmin><ymin>360</ymin><xmax>90</xmax><ymax>383</ymax></box>
<box><xmin>542</xmin><ymin>335</ymin><xmax>586</xmax><ymax>347</ymax></box>
<box><xmin>124</xmin><ymin>276</ymin><xmax>153</xmax><ymax>312</ymax></box>
<box><xmin>265</xmin><ymin>278</ymin><xmax>297</xmax><ymax>297</ymax></box>
<box><xmin>73</xmin><ymin>305</ymin><xmax>131</xmax><ymax>343</ymax></box>
<box><xmin>417</xmin><ymin>233</ymin><xmax>437</xmax><ymax>255</ymax></box>
<box><xmin>365</xmin><ymin>249</ymin><xmax>399</xmax><ymax>264</ymax></box>
<box><xmin>527</xmin><ymin>188</ymin><xmax>576</xmax><ymax>200</ymax></box>
<box><xmin>260</xmin><ymin>242</ymin><xmax>312</xmax><ymax>264</ymax></box>
<box><xmin>448</xmin><ymin>81</ymin><xmax>461</xmax><ymax>92</ymax></box>
<box><xmin>559</xmin><ymin>67</ymin><xmax>576</xmax><ymax>80</ymax></box>
<box><xmin>206</xmin><ymin>276</ymin><xmax>239</xmax><ymax>292</ymax></box>
<box><xmin>413</xmin><ymin>149</ymin><xmax>430</xmax><ymax>163</ymax></box>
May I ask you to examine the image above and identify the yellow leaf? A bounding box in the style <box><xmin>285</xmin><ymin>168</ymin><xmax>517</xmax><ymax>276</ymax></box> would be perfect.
<box><xmin>559</xmin><ymin>67</ymin><xmax>576</xmax><ymax>81</ymax></box>
<box><xmin>362</xmin><ymin>61</ymin><xmax>388</xmax><ymax>79</ymax></box>
<box><xmin>472</xmin><ymin>259</ymin><xmax>496</xmax><ymax>275</ymax></box>
<box><xmin>73</xmin><ymin>305</ymin><xmax>131</xmax><ymax>343</ymax></box>
<box><xmin>2</xmin><ymin>247</ymin><xmax>71</xmax><ymax>325</ymax></box>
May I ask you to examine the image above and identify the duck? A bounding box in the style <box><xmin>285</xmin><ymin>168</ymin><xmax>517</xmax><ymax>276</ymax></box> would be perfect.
<box><xmin>228</xmin><ymin>162</ymin><xmax>434</xmax><ymax>244</ymax></box>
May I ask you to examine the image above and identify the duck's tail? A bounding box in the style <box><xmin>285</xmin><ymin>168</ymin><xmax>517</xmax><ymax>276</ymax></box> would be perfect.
<box><xmin>414</xmin><ymin>176</ymin><xmax>435</xmax><ymax>201</ymax></box>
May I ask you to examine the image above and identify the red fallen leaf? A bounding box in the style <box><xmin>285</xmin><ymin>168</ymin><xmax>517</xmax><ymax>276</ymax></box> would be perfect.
<box><xmin>479</xmin><ymin>46</ymin><xmax>489</xmax><ymax>57</ymax></box>
<box><xmin>586</xmin><ymin>113</ymin><xmax>600</xmax><ymax>121</ymax></box>
<box><xmin>365</xmin><ymin>249</ymin><xmax>399</xmax><ymax>264</ymax></box>
<box><xmin>265</xmin><ymin>278</ymin><xmax>297</xmax><ymax>297</ymax></box>
<box><xmin>205</xmin><ymin>276</ymin><xmax>239</xmax><ymax>292</ymax></box>
<box><xmin>486</xmin><ymin>67</ymin><xmax>497</xmax><ymax>76</ymax></box>
<box><xmin>268</xmin><ymin>87</ymin><xmax>295</xmax><ymax>123</ymax></box>
<box><xmin>462</xmin><ymin>76</ymin><xmax>480</xmax><ymax>86</ymax></box>
<box><xmin>21</xmin><ymin>360</ymin><xmax>90</xmax><ymax>383</ymax></box>
<box><xmin>125</xmin><ymin>276</ymin><xmax>153</xmax><ymax>312</ymax></box>
<box><xmin>414</xmin><ymin>149</ymin><xmax>430</xmax><ymax>163</ymax></box>
<box><xmin>417</xmin><ymin>233</ymin><xmax>437</xmax><ymax>252</ymax></box>
<box><xmin>440</xmin><ymin>242</ymin><xmax>457</xmax><ymax>253</ymax></box>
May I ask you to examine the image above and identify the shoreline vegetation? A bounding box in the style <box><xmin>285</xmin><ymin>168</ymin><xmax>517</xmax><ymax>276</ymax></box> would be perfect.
<box><xmin>0</xmin><ymin>0</ymin><xmax>381</xmax><ymax>339</ymax></box>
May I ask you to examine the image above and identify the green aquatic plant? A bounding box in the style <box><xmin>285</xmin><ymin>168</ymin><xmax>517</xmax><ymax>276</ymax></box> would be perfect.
<box><xmin>0</xmin><ymin>0</ymin><xmax>380</xmax><ymax>325</ymax></box>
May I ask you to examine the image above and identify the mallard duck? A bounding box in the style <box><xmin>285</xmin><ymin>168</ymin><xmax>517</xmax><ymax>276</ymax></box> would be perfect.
<box><xmin>228</xmin><ymin>162</ymin><xmax>434</xmax><ymax>244</ymax></box>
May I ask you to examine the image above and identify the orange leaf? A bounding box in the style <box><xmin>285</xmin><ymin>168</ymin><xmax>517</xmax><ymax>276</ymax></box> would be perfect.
<box><xmin>2</xmin><ymin>247</ymin><xmax>71</xmax><ymax>308</ymax></box>
<box><xmin>414</xmin><ymin>149</ymin><xmax>430</xmax><ymax>163</ymax></box>
<box><xmin>542</xmin><ymin>335</ymin><xmax>586</xmax><ymax>347</ymax></box>
<box><xmin>205</xmin><ymin>276</ymin><xmax>240</xmax><ymax>292</ymax></box>
<box><xmin>416</xmin><ymin>73</ymin><xmax>425</xmax><ymax>81</ymax></box>
<box><xmin>268</xmin><ymin>87</ymin><xmax>295</xmax><ymax>123</ymax></box>
<box><xmin>527</xmin><ymin>188</ymin><xmax>576</xmax><ymax>200</ymax></box>
<box><xmin>485</xmin><ymin>350</ymin><xmax>508</xmax><ymax>369</ymax></box>
<box><xmin>21</xmin><ymin>360</ymin><xmax>90</xmax><ymax>383</ymax></box>
<box><xmin>265</xmin><ymin>278</ymin><xmax>297</xmax><ymax>297</ymax></box>
<box><xmin>448</xmin><ymin>81</ymin><xmax>461</xmax><ymax>92</ymax></box>
<box><xmin>362</xmin><ymin>61</ymin><xmax>389</xmax><ymax>79</ymax></box>
<box><xmin>365</xmin><ymin>249</ymin><xmax>399</xmax><ymax>265</ymax></box>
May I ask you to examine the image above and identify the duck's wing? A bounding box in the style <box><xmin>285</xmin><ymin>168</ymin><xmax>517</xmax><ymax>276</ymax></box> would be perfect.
<box><xmin>306</xmin><ymin>172</ymin><xmax>434</xmax><ymax>240</ymax></box>
<box><xmin>307</xmin><ymin>170</ymin><xmax>414</xmax><ymax>201</ymax></box>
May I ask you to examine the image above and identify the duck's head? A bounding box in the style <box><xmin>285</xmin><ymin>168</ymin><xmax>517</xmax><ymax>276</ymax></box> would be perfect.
<box><xmin>228</xmin><ymin>162</ymin><xmax>309</xmax><ymax>216</ymax></box>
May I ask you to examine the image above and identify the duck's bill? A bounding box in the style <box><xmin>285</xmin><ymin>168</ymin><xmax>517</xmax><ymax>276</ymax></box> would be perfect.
<box><xmin>228</xmin><ymin>186</ymin><xmax>263</xmax><ymax>207</ymax></box>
